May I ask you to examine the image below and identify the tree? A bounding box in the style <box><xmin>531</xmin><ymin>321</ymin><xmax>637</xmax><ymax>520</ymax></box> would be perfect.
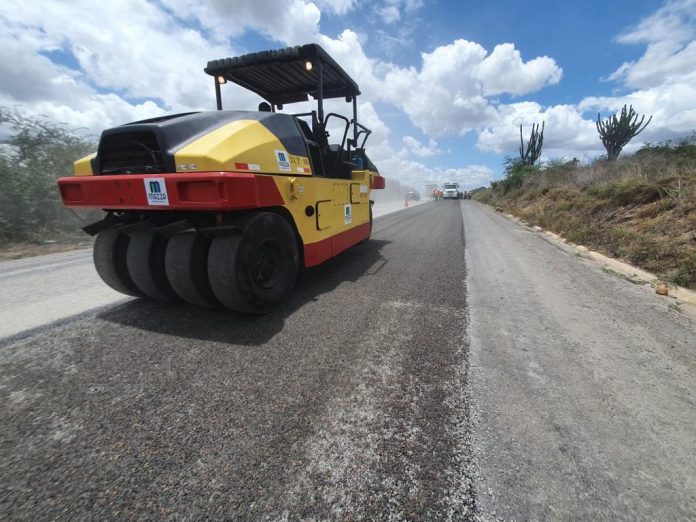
<box><xmin>500</xmin><ymin>156</ymin><xmax>537</xmax><ymax>193</ymax></box>
<box><xmin>596</xmin><ymin>104</ymin><xmax>652</xmax><ymax>161</ymax></box>
<box><xmin>519</xmin><ymin>122</ymin><xmax>544</xmax><ymax>165</ymax></box>
<box><xmin>0</xmin><ymin>108</ymin><xmax>98</xmax><ymax>243</ymax></box>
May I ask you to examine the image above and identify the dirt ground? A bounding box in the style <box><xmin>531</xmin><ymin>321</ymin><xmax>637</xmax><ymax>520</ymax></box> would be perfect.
<box><xmin>0</xmin><ymin>238</ymin><xmax>93</xmax><ymax>261</ymax></box>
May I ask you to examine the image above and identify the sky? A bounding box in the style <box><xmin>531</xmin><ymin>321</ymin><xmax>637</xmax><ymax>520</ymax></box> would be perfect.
<box><xmin>1</xmin><ymin>0</ymin><xmax>695</xmax><ymax>190</ymax></box>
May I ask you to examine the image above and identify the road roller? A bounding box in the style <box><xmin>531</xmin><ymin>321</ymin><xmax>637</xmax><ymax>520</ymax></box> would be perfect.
<box><xmin>57</xmin><ymin>44</ymin><xmax>385</xmax><ymax>312</ymax></box>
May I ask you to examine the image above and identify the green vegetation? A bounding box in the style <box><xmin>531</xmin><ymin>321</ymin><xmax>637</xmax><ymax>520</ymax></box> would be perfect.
<box><xmin>476</xmin><ymin>136</ymin><xmax>696</xmax><ymax>289</ymax></box>
<box><xmin>519</xmin><ymin>121</ymin><xmax>544</xmax><ymax>165</ymax></box>
<box><xmin>596</xmin><ymin>104</ymin><xmax>652</xmax><ymax>161</ymax></box>
<box><xmin>0</xmin><ymin>109</ymin><xmax>99</xmax><ymax>244</ymax></box>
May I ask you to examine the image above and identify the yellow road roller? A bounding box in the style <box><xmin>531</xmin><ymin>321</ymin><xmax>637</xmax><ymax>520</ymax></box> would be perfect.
<box><xmin>58</xmin><ymin>44</ymin><xmax>385</xmax><ymax>312</ymax></box>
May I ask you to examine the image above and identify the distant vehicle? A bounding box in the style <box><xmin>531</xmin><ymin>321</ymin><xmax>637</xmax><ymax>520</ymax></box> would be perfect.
<box><xmin>407</xmin><ymin>190</ymin><xmax>421</xmax><ymax>201</ymax></box>
<box><xmin>442</xmin><ymin>183</ymin><xmax>461</xmax><ymax>199</ymax></box>
<box><xmin>463</xmin><ymin>191</ymin><xmax>472</xmax><ymax>200</ymax></box>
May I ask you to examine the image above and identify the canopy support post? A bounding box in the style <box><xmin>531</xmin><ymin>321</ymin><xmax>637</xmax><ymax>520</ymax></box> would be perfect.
<box><xmin>317</xmin><ymin>59</ymin><xmax>324</xmax><ymax>123</ymax></box>
<box><xmin>214</xmin><ymin>78</ymin><xmax>222</xmax><ymax>110</ymax></box>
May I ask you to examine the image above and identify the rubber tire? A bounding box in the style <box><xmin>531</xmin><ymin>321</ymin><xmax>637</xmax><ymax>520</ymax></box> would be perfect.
<box><xmin>208</xmin><ymin>213</ymin><xmax>299</xmax><ymax>313</ymax></box>
<box><xmin>93</xmin><ymin>228</ymin><xmax>143</xmax><ymax>297</ymax></box>
<box><xmin>165</xmin><ymin>232</ymin><xmax>220</xmax><ymax>308</ymax></box>
<box><xmin>126</xmin><ymin>230</ymin><xmax>179</xmax><ymax>302</ymax></box>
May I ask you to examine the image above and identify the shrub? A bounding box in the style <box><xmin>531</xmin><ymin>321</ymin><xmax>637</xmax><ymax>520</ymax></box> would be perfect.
<box><xmin>500</xmin><ymin>157</ymin><xmax>537</xmax><ymax>193</ymax></box>
<box><xmin>0</xmin><ymin>109</ymin><xmax>99</xmax><ymax>244</ymax></box>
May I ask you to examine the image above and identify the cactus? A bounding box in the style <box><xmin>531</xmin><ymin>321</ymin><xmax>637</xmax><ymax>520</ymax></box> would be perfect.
<box><xmin>519</xmin><ymin>121</ymin><xmax>544</xmax><ymax>165</ymax></box>
<box><xmin>596</xmin><ymin>104</ymin><xmax>652</xmax><ymax>161</ymax></box>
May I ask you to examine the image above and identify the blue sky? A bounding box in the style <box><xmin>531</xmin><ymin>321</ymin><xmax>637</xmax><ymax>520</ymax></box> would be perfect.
<box><xmin>1</xmin><ymin>0</ymin><xmax>694</xmax><ymax>189</ymax></box>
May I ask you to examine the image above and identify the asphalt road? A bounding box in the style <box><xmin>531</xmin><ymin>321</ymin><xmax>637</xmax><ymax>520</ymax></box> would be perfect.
<box><xmin>0</xmin><ymin>198</ymin><xmax>425</xmax><ymax>339</ymax></box>
<box><xmin>0</xmin><ymin>201</ymin><xmax>474</xmax><ymax>520</ymax></box>
<box><xmin>1</xmin><ymin>200</ymin><xmax>695</xmax><ymax>520</ymax></box>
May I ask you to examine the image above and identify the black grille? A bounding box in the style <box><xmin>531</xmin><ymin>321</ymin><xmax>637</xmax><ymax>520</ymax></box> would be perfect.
<box><xmin>99</xmin><ymin>132</ymin><xmax>165</xmax><ymax>174</ymax></box>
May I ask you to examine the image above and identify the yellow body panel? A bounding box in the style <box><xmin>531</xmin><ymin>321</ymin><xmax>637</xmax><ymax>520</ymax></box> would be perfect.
<box><xmin>70</xmin><ymin>116</ymin><xmax>378</xmax><ymax>252</ymax></box>
<box><xmin>74</xmin><ymin>153</ymin><xmax>96</xmax><ymax>176</ymax></box>
<box><xmin>173</xmin><ymin>117</ymin><xmax>371</xmax><ymax>248</ymax></box>
<box><xmin>266</xmin><ymin>171</ymin><xmax>372</xmax><ymax>248</ymax></box>
<box><xmin>174</xmin><ymin>120</ymin><xmax>311</xmax><ymax>175</ymax></box>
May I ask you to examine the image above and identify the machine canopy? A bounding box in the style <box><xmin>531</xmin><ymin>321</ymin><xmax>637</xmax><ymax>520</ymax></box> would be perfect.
<box><xmin>205</xmin><ymin>44</ymin><xmax>361</xmax><ymax>106</ymax></box>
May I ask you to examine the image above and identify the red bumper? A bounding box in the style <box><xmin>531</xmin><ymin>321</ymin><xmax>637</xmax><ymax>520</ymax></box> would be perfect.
<box><xmin>58</xmin><ymin>172</ymin><xmax>284</xmax><ymax>211</ymax></box>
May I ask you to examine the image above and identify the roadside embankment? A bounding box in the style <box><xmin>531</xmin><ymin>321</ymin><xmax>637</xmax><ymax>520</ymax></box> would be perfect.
<box><xmin>475</xmin><ymin>142</ymin><xmax>696</xmax><ymax>290</ymax></box>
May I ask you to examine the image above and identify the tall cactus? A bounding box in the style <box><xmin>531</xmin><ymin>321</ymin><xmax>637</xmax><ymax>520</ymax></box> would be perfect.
<box><xmin>519</xmin><ymin>122</ymin><xmax>544</xmax><ymax>165</ymax></box>
<box><xmin>596</xmin><ymin>104</ymin><xmax>652</xmax><ymax>161</ymax></box>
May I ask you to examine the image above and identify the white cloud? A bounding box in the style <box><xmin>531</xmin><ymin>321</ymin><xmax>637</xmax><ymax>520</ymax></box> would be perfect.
<box><xmin>0</xmin><ymin>0</ymin><xmax>565</xmax><ymax>183</ymax></box>
<box><xmin>607</xmin><ymin>0</ymin><xmax>696</xmax><ymax>90</ymax></box>
<box><xmin>374</xmin><ymin>39</ymin><xmax>560</xmax><ymax>137</ymax></box>
<box><xmin>0</xmin><ymin>14</ymin><xmax>165</xmax><ymax>131</ymax></box>
<box><xmin>477</xmin><ymin>102</ymin><xmax>599</xmax><ymax>159</ymax></box>
<box><xmin>402</xmin><ymin>136</ymin><xmax>443</xmax><ymax>157</ymax></box>
<box><xmin>352</xmin><ymin>104</ymin><xmax>490</xmax><ymax>189</ymax></box>
<box><xmin>382</xmin><ymin>0</ymin><xmax>424</xmax><ymax>15</ymax></box>
<box><xmin>475</xmin><ymin>43</ymin><xmax>562</xmax><ymax>96</ymax></box>
<box><xmin>616</xmin><ymin>0</ymin><xmax>696</xmax><ymax>45</ymax></box>
<box><xmin>608</xmin><ymin>39</ymin><xmax>696</xmax><ymax>90</ymax></box>
<box><xmin>377</xmin><ymin>5</ymin><xmax>400</xmax><ymax>24</ymax></box>
<box><xmin>582</xmin><ymin>0</ymin><xmax>696</xmax><ymax>151</ymax></box>
<box><xmin>378</xmin><ymin>157</ymin><xmax>495</xmax><ymax>190</ymax></box>
<box><xmin>479</xmin><ymin>1</ymin><xmax>696</xmax><ymax>160</ymax></box>
<box><xmin>316</xmin><ymin>0</ymin><xmax>358</xmax><ymax>15</ymax></box>
<box><xmin>370</xmin><ymin>0</ymin><xmax>423</xmax><ymax>54</ymax></box>
<box><xmin>581</xmin><ymin>82</ymin><xmax>696</xmax><ymax>144</ymax></box>
<box><xmin>1</xmin><ymin>0</ymin><xmax>242</xmax><ymax>111</ymax></box>
<box><xmin>159</xmin><ymin>0</ymin><xmax>321</xmax><ymax>45</ymax></box>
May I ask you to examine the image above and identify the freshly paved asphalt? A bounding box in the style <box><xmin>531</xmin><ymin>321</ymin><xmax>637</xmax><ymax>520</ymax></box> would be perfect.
<box><xmin>1</xmin><ymin>200</ymin><xmax>695</xmax><ymax>520</ymax></box>
<box><xmin>0</xmin><ymin>201</ymin><xmax>474</xmax><ymax>520</ymax></box>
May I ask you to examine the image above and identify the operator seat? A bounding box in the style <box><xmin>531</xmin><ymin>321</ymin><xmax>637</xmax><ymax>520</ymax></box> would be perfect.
<box><xmin>327</xmin><ymin>144</ymin><xmax>354</xmax><ymax>179</ymax></box>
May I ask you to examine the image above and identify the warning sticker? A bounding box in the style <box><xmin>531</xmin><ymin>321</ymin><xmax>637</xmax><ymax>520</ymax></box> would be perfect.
<box><xmin>344</xmin><ymin>204</ymin><xmax>352</xmax><ymax>224</ymax></box>
<box><xmin>234</xmin><ymin>162</ymin><xmax>261</xmax><ymax>171</ymax></box>
<box><xmin>274</xmin><ymin>150</ymin><xmax>292</xmax><ymax>172</ymax></box>
<box><xmin>360</xmin><ymin>184</ymin><xmax>368</xmax><ymax>193</ymax></box>
<box><xmin>144</xmin><ymin>177</ymin><xmax>169</xmax><ymax>206</ymax></box>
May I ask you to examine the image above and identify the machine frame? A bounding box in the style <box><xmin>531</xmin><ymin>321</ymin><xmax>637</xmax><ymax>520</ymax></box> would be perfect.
<box><xmin>57</xmin><ymin>44</ymin><xmax>385</xmax><ymax>312</ymax></box>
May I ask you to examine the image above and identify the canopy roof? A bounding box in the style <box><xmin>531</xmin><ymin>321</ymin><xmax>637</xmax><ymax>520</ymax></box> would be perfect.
<box><xmin>204</xmin><ymin>44</ymin><xmax>360</xmax><ymax>106</ymax></box>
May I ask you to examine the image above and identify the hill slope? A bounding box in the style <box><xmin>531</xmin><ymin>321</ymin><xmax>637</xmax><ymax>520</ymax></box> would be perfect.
<box><xmin>475</xmin><ymin>141</ymin><xmax>696</xmax><ymax>289</ymax></box>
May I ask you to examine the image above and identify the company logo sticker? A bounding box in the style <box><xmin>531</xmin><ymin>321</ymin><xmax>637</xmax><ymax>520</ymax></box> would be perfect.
<box><xmin>344</xmin><ymin>204</ymin><xmax>352</xmax><ymax>224</ymax></box>
<box><xmin>144</xmin><ymin>177</ymin><xmax>169</xmax><ymax>206</ymax></box>
<box><xmin>274</xmin><ymin>150</ymin><xmax>292</xmax><ymax>172</ymax></box>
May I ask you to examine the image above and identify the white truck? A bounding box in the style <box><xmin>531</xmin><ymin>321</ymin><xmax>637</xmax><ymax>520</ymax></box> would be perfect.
<box><xmin>442</xmin><ymin>182</ymin><xmax>462</xmax><ymax>200</ymax></box>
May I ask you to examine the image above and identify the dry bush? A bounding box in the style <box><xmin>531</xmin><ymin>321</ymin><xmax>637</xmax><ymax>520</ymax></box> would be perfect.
<box><xmin>525</xmin><ymin>136</ymin><xmax>696</xmax><ymax>191</ymax></box>
<box><xmin>476</xmin><ymin>136</ymin><xmax>696</xmax><ymax>289</ymax></box>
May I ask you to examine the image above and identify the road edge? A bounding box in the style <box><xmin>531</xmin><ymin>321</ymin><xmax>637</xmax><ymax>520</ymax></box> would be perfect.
<box><xmin>479</xmin><ymin>202</ymin><xmax>696</xmax><ymax>317</ymax></box>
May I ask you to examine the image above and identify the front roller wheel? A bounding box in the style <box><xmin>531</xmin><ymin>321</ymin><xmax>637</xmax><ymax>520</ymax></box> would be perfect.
<box><xmin>208</xmin><ymin>213</ymin><xmax>299</xmax><ymax>313</ymax></box>
<box><xmin>93</xmin><ymin>228</ymin><xmax>143</xmax><ymax>297</ymax></box>
<box><xmin>126</xmin><ymin>231</ymin><xmax>180</xmax><ymax>302</ymax></box>
<box><xmin>165</xmin><ymin>232</ymin><xmax>220</xmax><ymax>308</ymax></box>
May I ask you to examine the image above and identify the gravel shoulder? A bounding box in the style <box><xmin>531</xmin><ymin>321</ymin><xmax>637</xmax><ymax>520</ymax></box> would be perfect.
<box><xmin>464</xmin><ymin>201</ymin><xmax>696</xmax><ymax>520</ymax></box>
